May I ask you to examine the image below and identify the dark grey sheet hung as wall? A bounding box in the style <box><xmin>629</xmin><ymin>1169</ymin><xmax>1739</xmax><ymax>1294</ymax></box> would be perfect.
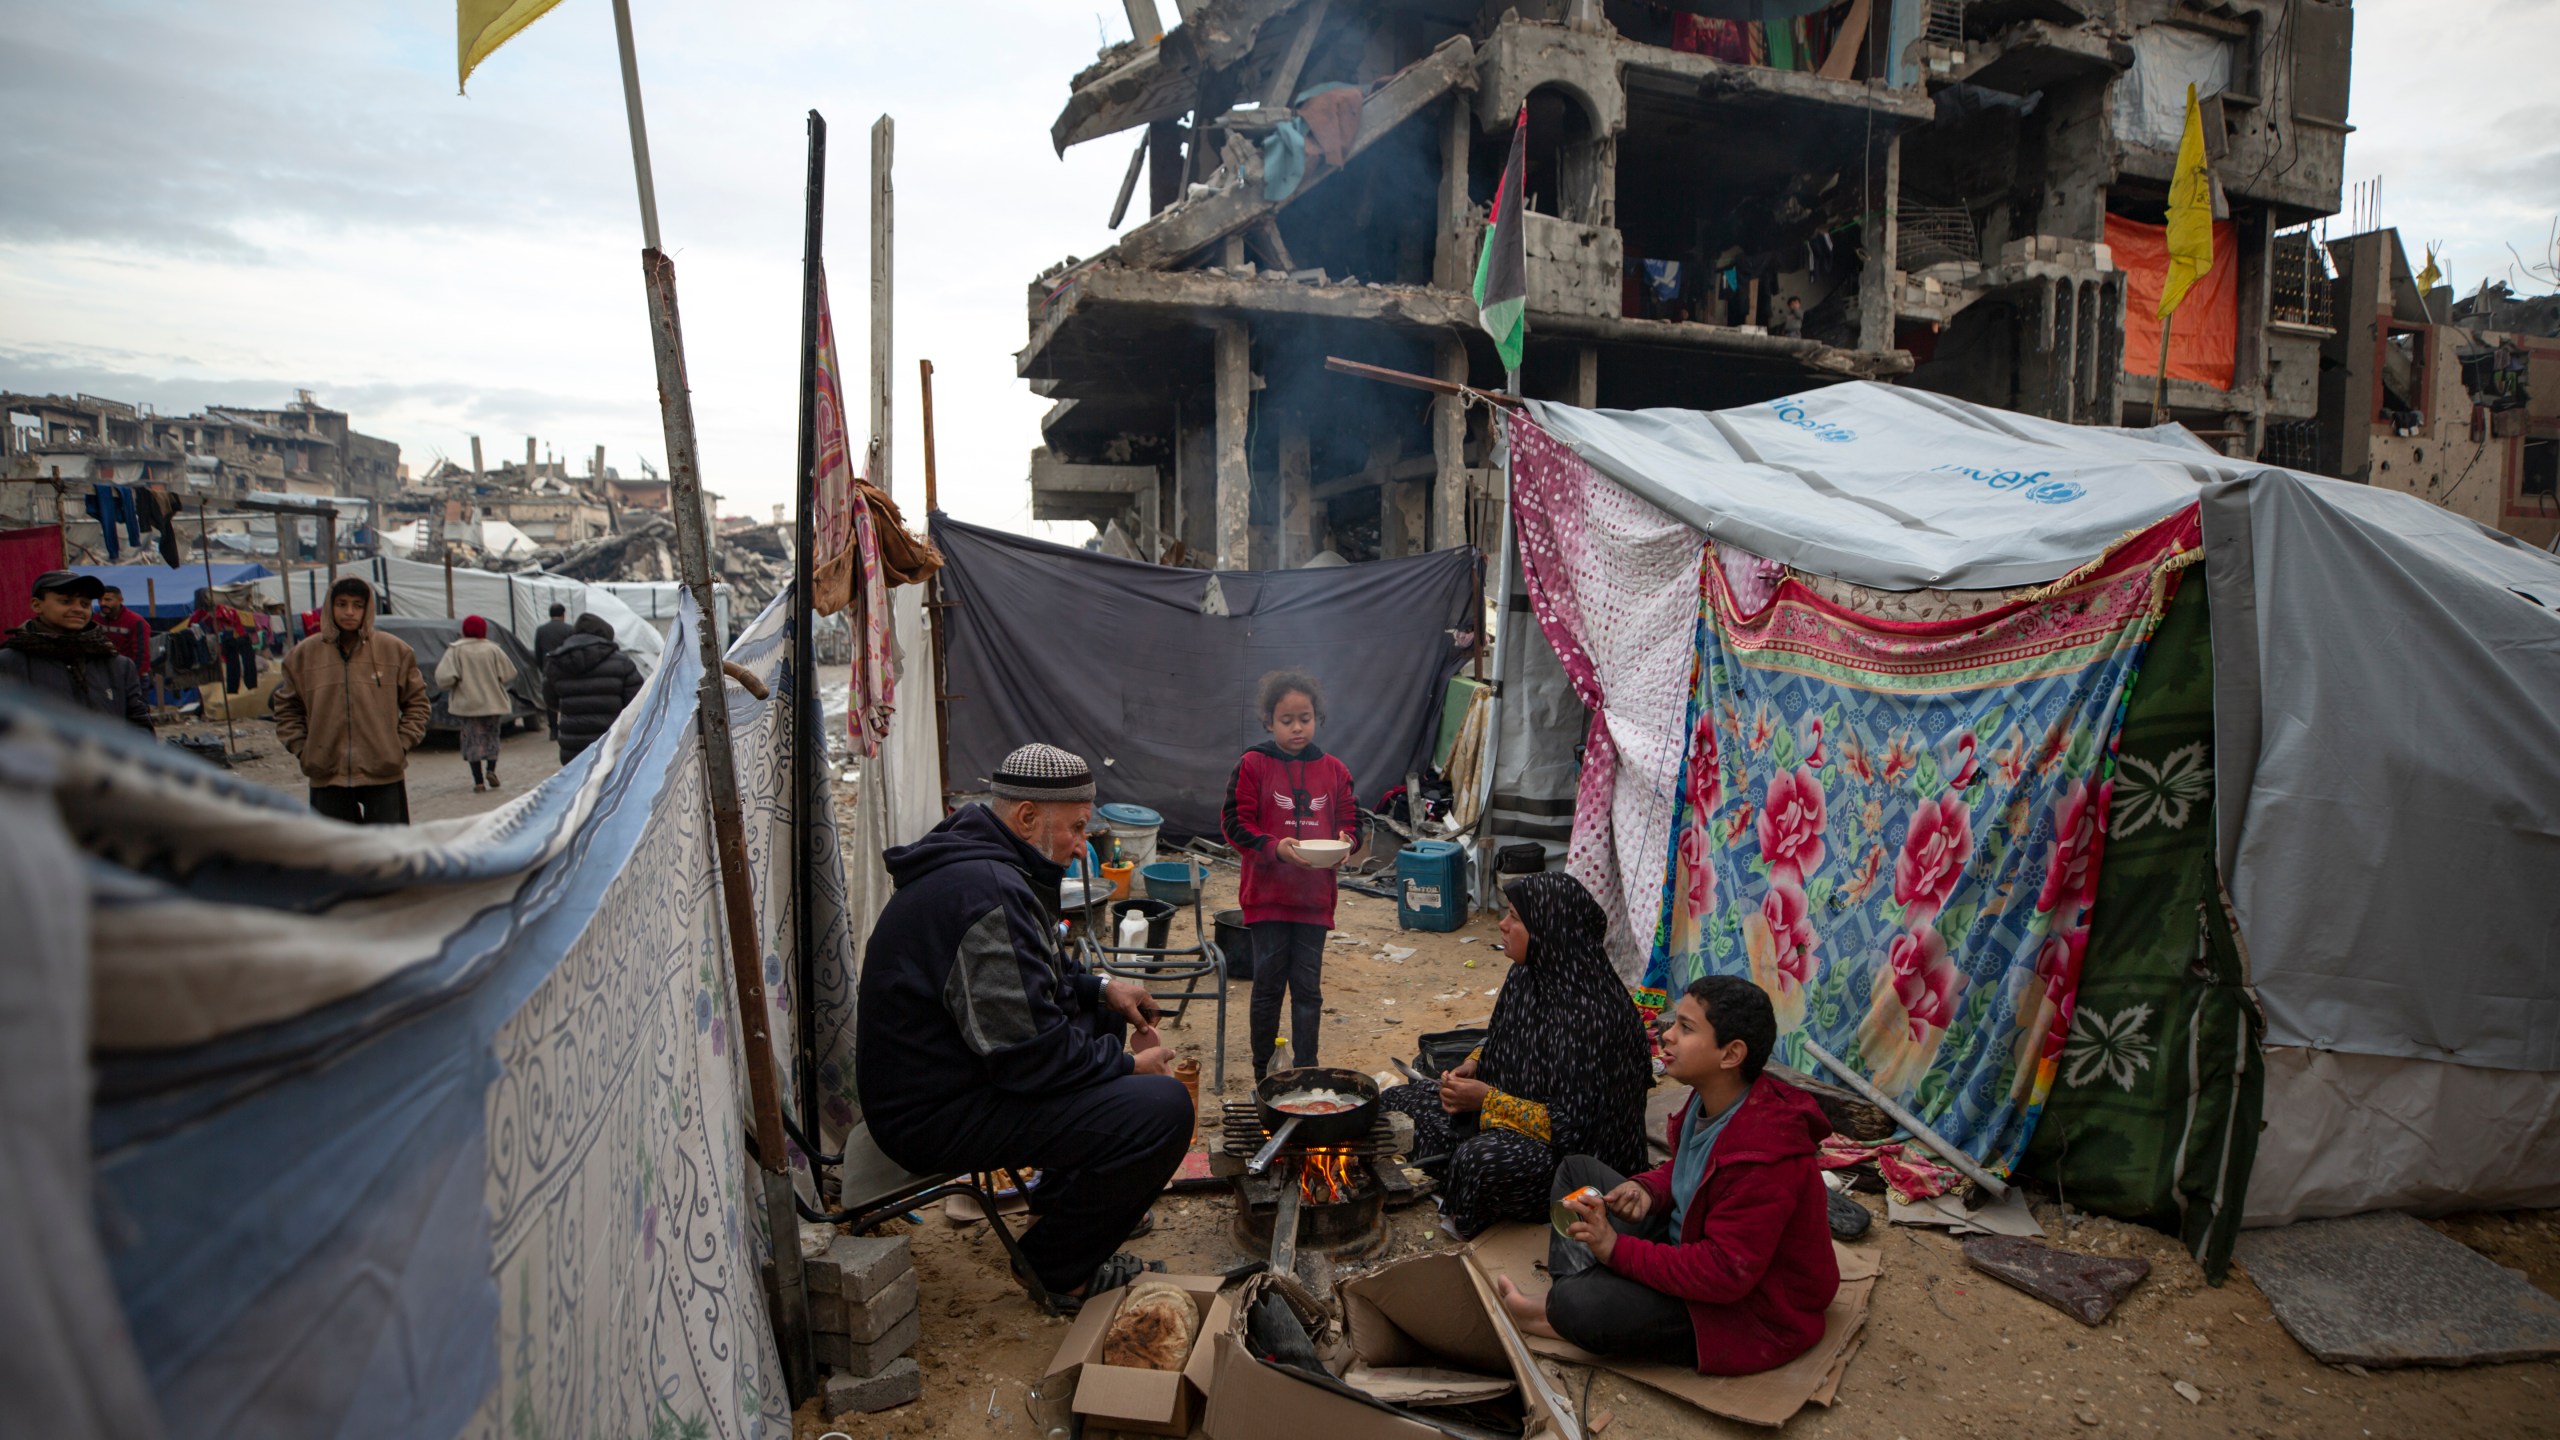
<box><xmin>933</xmin><ymin>516</ymin><xmax>1478</xmax><ymax>839</ymax></box>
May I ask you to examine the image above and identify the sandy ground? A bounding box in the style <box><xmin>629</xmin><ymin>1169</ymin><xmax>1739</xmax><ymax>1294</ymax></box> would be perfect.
<box><xmin>162</xmin><ymin>693</ymin><xmax>565</xmax><ymax>820</ymax></box>
<box><xmin>793</xmin><ymin>863</ymin><xmax>2560</xmax><ymax>1440</ymax></box>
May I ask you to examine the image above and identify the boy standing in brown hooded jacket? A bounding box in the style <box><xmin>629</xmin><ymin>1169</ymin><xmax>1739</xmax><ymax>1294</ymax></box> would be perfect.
<box><xmin>272</xmin><ymin>576</ymin><xmax>429</xmax><ymax>824</ymax></box>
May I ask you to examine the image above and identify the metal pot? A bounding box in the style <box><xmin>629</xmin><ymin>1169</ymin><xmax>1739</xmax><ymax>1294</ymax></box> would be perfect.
<box><xmin>1246</xmin><ymin>1066</ymin><xmax>1381</xmax><ymax>1174</ymax></box>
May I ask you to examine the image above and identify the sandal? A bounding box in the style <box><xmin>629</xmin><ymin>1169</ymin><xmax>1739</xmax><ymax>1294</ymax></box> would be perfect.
<box><xmin>1017</xmin><ymin>1250</ymin><xmax>1166</xmax><ymax>1316</ymax></box>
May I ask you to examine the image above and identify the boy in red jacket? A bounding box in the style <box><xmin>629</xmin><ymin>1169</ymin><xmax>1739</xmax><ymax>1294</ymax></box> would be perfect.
<box><xmin>1497</xmin><ymin>975</ymin><xmax>1841</xmax><ymax>1375</ymax></box>
<box><xmin>1221</xmin><ymin>669</ymin><xmax>1360</xmax><ymax>1079</ymax></box>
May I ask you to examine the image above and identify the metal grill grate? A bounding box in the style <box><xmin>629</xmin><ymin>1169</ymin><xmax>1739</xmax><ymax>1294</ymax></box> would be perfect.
<box><xmin>1926</xmin><ymin>0</ymin><xmax>1966</xmax><ymax>43</ymax></box>
<box><xmin>2271</xmin><ymin>228</ymin><xmax>2336</xmax><ymax>329</ymax></box>
<box><xmin>1218</xmin><ymin>1102</ymin><xmax>1403</xmax><ymax>1160</ymax></box>
<box><xmin>1898</xmin><ymin>204</ymin><xmax>1980</xmax><ymax>270</ymax></box>
<box><xmin>2259</xmin><ymin>419</ymin><xmax>2320</xmax><ymax>471</ymax></box>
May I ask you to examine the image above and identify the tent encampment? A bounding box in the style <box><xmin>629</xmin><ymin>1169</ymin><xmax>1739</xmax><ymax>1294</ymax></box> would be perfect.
<box><xmin>241</xmin><ymin>556</ymin><xmax>667</xmax><ymax>674</ymax></box>
<box><xmin>933</xmin><ymin>515</ymin><xmax>1478</xmax><ymax>839</ymax></box>
<box><xmin>70</xmin><ymin>562</ymin><xmax>274</xmax><ymax>621</ymax></box>
<box><xmin>1492</xmin><ymin>382</ymin><xmax>2560</xmax><ymax>1277</ymax></box>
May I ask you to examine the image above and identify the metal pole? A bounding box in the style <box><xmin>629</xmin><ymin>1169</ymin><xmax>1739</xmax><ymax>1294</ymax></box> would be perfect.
<box><xmin>1472</xmin><ymin>414</ymin><xmax>1512</xmax><ymax>908</ymax></box>
<box><xmin>919</xmin><ymin>358</ymin><xmax>952</xmax><ymax>802</ymax></box>
<box><xmin>1798</xmin><ymin>1035</ymin><xmax>2009</xmax><ymax>1198</ymax></box>
<box><xmin>789</xmin><ymin>108</ymin><xmax>828</xmax><ymax>1212</ymax></box>
<box><xmin>608</xmin><ymin>0</ymin><xmax>662</xmax><ymax>253</ymax></box>
<box><xmin>443</xmin><ymin>547</ymin><xmax>456</xmax><ymax>618</ymax></box>
<box><xmin>323</xmin><ymin>503</ymin><xmax>339</xmax><ymax>587</ymax></box>
<box><xmin>610</xmin><ymin>0</ymin><xmax>808</xmax><ymax>1397</ymax></box>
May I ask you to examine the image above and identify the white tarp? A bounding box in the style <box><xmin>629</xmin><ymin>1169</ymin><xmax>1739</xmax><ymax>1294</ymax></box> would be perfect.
<box><xmin>2113</xmin><ymin>24</ymin><xmax>2233</xmax><ymax>150</ymax></box>
<box><xmin>1524</xmin><ymin>384</ymin><xmax>2226</xmax><ymax>590</ymax></box>
<box><xmin>370</xmin><ymin>556</ymin><xmax>666</xmax><ymax>674</ymax></box>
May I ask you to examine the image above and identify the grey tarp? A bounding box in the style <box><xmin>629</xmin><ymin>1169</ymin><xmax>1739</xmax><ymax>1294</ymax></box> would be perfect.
<box><xmin>1525</xmin><ymin>383</ymin><xmax>2220</xmax><ymax>589</ymax></box>
<box><xmin>374</xmin><ymin>616</ymin><xmax>546</xmax><ymax>732</ymax></box>
<box><xmin>2201</xmin><ymin>468</ymin><xmax>2560</xmax><ymax>1071</ymax></box>
<box><xmin>1486</xmin><ymin>548</ymin><xmax>1583</xmax><ymax>857</ymax></box>
<box><xmin>933</xmin><ymin>515</ymin><xmax>1477</xmax><ymax>839</ymax></box>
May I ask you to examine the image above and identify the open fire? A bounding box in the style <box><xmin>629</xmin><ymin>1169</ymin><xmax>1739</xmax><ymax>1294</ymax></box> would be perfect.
<box><xmin>1299</xmin><ymin>1147</ymin><xmax>1359</xmax><ymax>1204</ymax></box>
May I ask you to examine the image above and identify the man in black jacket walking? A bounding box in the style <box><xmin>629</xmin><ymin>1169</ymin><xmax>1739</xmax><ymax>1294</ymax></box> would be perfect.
<box><xmin>532</xmin><ymin>602</ymin><xmax>575</xmax><ymax>737</ymax></box>
<box><xmin>856</xmin><ymin>744</ymin><xmax>1185</xmax><ymax>1309</ymax></box>
<box><xmin>0</xmin><ymin>571</ymin><xmax>151</xmax><ymax>731</ymax></box>
<box><xmin>543</xmin><ymin>613</ymin><xmax>642</xmax><ymax>764</ymax></box>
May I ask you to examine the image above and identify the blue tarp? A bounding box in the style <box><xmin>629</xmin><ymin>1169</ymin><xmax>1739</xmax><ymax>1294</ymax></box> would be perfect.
<box><xmin>6</xmin><ymin>588</ymin><xmax>843</xmax><ymax>1439</ymax></box>
<box><xmin>71</xmin><ymin>562</ymin><xmax>272</xmax><ymax>620</ymax></box>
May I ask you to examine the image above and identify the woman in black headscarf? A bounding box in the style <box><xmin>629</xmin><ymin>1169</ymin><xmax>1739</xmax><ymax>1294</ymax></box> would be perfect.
<box><xmin>1381</xmin><ymin>871</ymin><xmax>1654</xmax><ymax>1237</ymax></box>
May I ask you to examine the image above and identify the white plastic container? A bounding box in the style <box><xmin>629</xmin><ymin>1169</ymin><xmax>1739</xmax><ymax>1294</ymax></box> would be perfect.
<box><xmin>1097</xmin><ymin>802</ymin><xmax>1164</xmax><ymax>868</ymax></box>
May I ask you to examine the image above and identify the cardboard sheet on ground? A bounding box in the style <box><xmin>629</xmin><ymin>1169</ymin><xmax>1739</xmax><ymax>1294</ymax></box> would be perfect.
<box><xmin>1888</xmin><ymin>1186</ymin><xmax>2044</xmax><ymax>1237</ymax></box>
<box><xmin>1470</xmin><ymin>1223</ymin><xmax>1878</xmax><ymax>1426</ymax></box>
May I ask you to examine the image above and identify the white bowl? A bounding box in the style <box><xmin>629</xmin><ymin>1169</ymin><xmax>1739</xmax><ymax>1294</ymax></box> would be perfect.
<box><xmin>1293</xmin><ymin>838</ymin><xmax>1354</xmax><ymax>868</ymax></box>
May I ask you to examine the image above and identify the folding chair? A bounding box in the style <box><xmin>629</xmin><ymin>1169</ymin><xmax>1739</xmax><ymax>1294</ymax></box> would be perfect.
<box><xmin>1084</xmin><ymin>873</ymin><xmax>1228</xmax><ymax>1090</ymax></box>
<box><xmin>794</xmin><ymin>1120</ymin><xmax>1053</xmax><ymax>1313</ymax></box>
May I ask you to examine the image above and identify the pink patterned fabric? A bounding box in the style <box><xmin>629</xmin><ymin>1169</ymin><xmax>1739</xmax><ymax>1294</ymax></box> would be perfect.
<box><xmin>1720</xmin><ymin>545</ymin><xmax>1786</xmax><ymax>615</ymax></box>
<box><xmin>1507</xmin><ymin>412</ymin><xmax>1710</xmax><ymax>975</ymax></box>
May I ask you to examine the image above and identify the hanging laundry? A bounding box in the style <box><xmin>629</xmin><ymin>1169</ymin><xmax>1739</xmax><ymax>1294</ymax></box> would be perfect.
<box><xmin>1260</xmin><ymin>118</ymin><xmax>1309</xmax><ymax>203</ymax></box>
<box><xmin>807</xmin><ymin>268</ymin><xmax>860</xmax><ymax>618</ymax></box>
<box><xmin>85</xmin><ymin>484</ymin><xmax>140</xmax><ymax>560</ymax></box>
<box><xmin>1642</xmin><ymin>258</ymin><xmax>1685</xmax><ymax>303</ymax></box>
<box><xmin>1295</xmin><ymin>82</ymin><xmax>1364</xmax><ymax>166</ymax></box>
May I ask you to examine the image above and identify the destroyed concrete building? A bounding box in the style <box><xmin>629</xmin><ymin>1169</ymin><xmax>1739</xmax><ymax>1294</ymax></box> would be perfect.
<box><xmin>1020</xmin><ymin>0</ymin><xmax>2354</xmax><ymax>567</ymax></box>
<box><xmin>2313</xmin><ymin>232</ymin><xmax>2560</xmax><ymax>547</ymax></box>
<box><xmin>3</xmin><ymin>389</ymin><xmax>402</xmax><ymax>516</ymax></box>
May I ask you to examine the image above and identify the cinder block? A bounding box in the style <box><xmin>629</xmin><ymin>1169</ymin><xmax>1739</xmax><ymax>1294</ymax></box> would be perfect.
<box><xmin>805</xmin><ymin>1233</ymin><xmax>911</xmax><ymax>1300</ymax></box>
<box><xmin>813</xmin><ymin>1309</ymin><xmax>920</xmax><ymax>1376</ymax></box>
<box><xmin>825</xmin><ymin>1356</ymin><xmax>922</xmax><ymax>1415</ymax></box>
<box><xmin>811</xmin><ymin>1269</ymin><xmax>919</xmax><ymax>1343</ymax></box>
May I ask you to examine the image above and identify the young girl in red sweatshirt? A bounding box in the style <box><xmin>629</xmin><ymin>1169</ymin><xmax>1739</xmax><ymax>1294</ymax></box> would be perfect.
<box><xmin>1222</xmin><ymin>669</ymin><xmax>1360</xmax><ymax>1079</ymax></box>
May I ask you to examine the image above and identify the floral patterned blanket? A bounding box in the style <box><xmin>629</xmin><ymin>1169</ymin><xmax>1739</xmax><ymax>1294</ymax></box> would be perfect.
<box><xmin>1648</xmin><ymin>510</ymin><xmax>2201</xmax><ymax>1175</ymax></box>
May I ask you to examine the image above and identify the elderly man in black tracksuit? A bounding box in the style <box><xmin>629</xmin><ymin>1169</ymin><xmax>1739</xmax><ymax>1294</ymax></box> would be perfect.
<box><xmin>856</xmin><ymin>743</ymin><xmax>1186</xmax><ymax>1310</ymax></box>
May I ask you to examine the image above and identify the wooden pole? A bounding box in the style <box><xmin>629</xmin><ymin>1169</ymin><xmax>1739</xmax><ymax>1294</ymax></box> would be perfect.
<box><xmin>200</xmin><ymin>499</ymin><xmax>238</xmax><ymax>758</ymax></box>
<box><xmin>50</xmin><ymin>467</ymin><xmax>66</xmax><ymax>565</ymax></box>
<box><xmin>2150</xmin><ymin>309</ymin><xmax>2175</xmax><ymax>420</ymax></box>
<box><xmin>919</xmin><ymin>359</ymin><xmax>953</xmax><ymax>805</ymax></box>
<box><xmin>869</xmin><ymin>116</ymin><xmax>894</xmax><ymax>503</ymax></box>
<box><xmin>609</xmin><ymin>0</ymin><xmax>808</xmax><ymax>1397</ymax></box>
<box><xmin>323</xmin><ymin>503</ymin><xmax>339</xmax><ymax>587</ymax></box>
<box><xmin>789</xmin><ymin>107</ymin><xmax>828</xmax><ymax>1212</ymax></box>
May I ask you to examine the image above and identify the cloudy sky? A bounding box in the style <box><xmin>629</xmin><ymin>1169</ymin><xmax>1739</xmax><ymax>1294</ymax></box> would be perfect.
<box><xmin>4</xmin><ymin>1</ymin><xmax>2556</xmax><ymax>531</ymax></box>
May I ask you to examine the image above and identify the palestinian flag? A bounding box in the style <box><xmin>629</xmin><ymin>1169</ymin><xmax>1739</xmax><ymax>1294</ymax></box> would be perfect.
<box><xmin>1473</xmin><ymin>105</ymin><xmax>1528</xmax><ymax>375</ymax></box>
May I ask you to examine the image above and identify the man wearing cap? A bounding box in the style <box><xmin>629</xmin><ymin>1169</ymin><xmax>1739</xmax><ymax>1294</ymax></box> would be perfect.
<box><xmin>0</xmin><ymin>571</ymin><xmax>152</xmax><ymax>730</ymax></box>
<box><xmin>857</xmin><ymin>743</ymin><xmax>1189</xmax><ymax>1311</ymax></box>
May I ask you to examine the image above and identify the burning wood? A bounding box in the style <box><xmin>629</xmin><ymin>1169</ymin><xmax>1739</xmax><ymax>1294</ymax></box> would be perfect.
<box><xmin>1299</xmin><ymin>1147</ymin><xmax>1360</xmax><ymax>1204</ymax></box>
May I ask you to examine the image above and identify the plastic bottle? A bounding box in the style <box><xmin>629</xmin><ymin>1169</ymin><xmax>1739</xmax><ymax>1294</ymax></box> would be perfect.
<box><xmin>1118</xmin><ymin>910</ymin><xmax>1148</xmax><ymax>951</ymax></box>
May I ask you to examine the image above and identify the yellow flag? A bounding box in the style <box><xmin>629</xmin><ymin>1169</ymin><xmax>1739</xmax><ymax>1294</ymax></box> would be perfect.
<box><xmin>459</xmin><ymin>0</ymin><xmax>566</xmax><ymax>91</ymax></box>
<box><xmin>2416</xmin><ymin>246</ymin><xmax>2442</xmax><ymax>295</ymax></box>
<box><xmin>2160</xmin><ymin>83</ymin><xmax>2214</xmax><ymax>320</ymax></box>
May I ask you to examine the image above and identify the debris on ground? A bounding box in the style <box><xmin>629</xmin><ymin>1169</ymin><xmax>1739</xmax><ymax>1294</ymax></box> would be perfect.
<box><xmin>1962</xmin><ymin>1234</ymin><xmax>2151</xmax><ymax>1325</ymax></box>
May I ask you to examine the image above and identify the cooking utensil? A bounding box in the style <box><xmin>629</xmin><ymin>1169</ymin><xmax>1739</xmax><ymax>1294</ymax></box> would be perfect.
<box><xmin>1246</xmin><ymin>1116</ymin><xmax>1304</xmax><ymax>1176</ymax></box>
<box><xmin>1246</xmin><ymin>1065</ymin><xmax>1381</xmax><ymax>1174</ymax></box>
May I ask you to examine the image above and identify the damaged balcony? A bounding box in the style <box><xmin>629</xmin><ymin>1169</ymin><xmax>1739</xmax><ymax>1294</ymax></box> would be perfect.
<box><xmin>1926</xmin><ymin>19</ymin><xmax>2129</xmax><ymax>95</ymax></box>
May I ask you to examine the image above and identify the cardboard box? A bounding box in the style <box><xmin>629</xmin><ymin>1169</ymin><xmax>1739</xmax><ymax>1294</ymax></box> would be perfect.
<box><xmin>1042</xmin><ymin>1274</ymin><xmax>1230</xmax><ymax>1439</ymax></box>
<box><xmin>1470</xmin><ymin>1223</ymin><xmax>1879</xmax><ymax>1428</ymax></box>
<box><xmin>1203</xmin><ymin>1251</ymin><xmax>1579</xmax><ymax>1440</ymax></box>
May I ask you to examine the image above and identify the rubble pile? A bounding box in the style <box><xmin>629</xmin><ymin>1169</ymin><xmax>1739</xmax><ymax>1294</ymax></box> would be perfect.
<box><xmin>489</xmin><ymin>512</ymin><xmax>794</xmax><ymax>608</ymax></box>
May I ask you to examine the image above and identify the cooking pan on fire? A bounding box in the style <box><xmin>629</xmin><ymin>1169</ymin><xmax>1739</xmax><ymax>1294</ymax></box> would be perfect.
<box><xmin>1247</xmin><ymin>1066</ymin><xmax>1381</xmax><ymax>1174</ymax></box>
